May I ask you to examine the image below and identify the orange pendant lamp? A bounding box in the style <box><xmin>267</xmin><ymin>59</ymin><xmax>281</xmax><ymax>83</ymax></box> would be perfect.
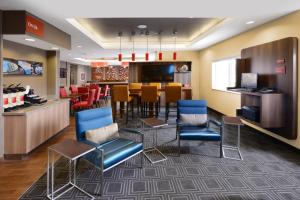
<box><xmin>173</xmin><ymin>30</ymin><xmax>177</xmax><ymax>61</ymax></box>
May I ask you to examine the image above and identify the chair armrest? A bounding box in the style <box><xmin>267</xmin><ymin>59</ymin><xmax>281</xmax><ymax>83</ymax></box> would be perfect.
<box><xmin>208</xmin><ymin>119</ymin><xmax>222</xmax><ymax>127</ymax></box>
<box><xmin>119</xmin><ymin>128</ymin><xmax>144</xmax><ymax>143</ymax></box>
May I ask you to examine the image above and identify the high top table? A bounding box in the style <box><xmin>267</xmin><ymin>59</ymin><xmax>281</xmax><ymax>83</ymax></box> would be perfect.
<box><xmin>222</xmin><ymin>116</ymin><xmax>244</xmax><ymax>160</ymax></box>
<box><xmin>47</xmin><ymin>139</ymin><xmax>96</xmax><ymax>200</ymax></box>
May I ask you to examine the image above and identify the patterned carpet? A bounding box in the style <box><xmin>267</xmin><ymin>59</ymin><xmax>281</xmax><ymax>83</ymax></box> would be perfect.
<box><xmin>20</xmin><ymin>111</ymin><xmax>300</xmax><ymax>200</ymax></box>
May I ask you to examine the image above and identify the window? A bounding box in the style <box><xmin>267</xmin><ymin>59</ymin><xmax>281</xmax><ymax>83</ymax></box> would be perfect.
<box><xmin>212</xmin><ymin>58</ymin><xmax>237</xmax><ymax>91</ymax></box>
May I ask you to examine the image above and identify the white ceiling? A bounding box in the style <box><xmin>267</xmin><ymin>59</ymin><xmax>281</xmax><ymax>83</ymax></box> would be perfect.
<box><xmin>1</xmin><ymin>0</ymin><xmax>300</xmax><ymax>65</ymax></box>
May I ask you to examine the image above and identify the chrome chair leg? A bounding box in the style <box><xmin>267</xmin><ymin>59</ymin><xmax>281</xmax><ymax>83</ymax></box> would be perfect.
<box><xmin>178</xmin><ymin>138</ymin><xmax>181</xmax><ymax>157</ymax></box>
<box><xmin>140</xmin><ymin>152</ymin><xmax>143</xmax><ymax>168</ymax></box>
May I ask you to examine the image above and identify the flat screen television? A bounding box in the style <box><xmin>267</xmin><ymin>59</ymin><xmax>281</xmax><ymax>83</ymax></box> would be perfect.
<box><xmin>141</xmin><ymin>64</ymin><xmax>175</xmax><ymax>82</ymax></box>
<box><xmin>241</xmin><ymin>73</ymin><xmax>258</xmax><ymax>89</ymax></box>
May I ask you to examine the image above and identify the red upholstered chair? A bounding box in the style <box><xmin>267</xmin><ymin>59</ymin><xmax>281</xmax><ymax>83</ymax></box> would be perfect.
<box><xmin>69</xmin><ymin>85</ymin><xmax>78</xmax><ymax>94</ymax></box>
<box><xmin>72</xmin><ymin>89</ymin><xmax>96</xmax><ymax>112</ymax></box>
<box><xmin>100</xmin><ymin>85</ymin><xmax>110</xmax><ymax>102</ymax></box>
<box><xmin>59</xmin><ymin>87</ymin><xmax>68</xmax><ymax>98</ymax></box>
<box><xmin>90</xmin><ymin>84</ymin><xmax>101</xmax><ymax>107</ymax></box>
<box><xmin>78</xmin><ymin>86</ymin><xmax>89</xmax><ymax>101</ymax></box>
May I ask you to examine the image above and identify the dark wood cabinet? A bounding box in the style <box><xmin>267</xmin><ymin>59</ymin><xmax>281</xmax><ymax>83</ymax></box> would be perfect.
<box><xmin>241</xmin><ymin>92</ymin><xmax>285</xmax><ymax>128</ymax></box>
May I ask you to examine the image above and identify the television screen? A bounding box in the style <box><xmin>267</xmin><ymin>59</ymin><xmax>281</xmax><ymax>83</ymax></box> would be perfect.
<box><xmin>141</xmin><ymin>64</ymin><xmax>175</xmax><ymax>82</ymax></box>
<box><xmin>241</xmin><ymin>73</ymin><xmax>258</xmax><ymax>89</ymax></box>
<box><xmin>3</xmin><ymin>58</ymin><xmax>43</xmax><ymax>75</ymax></box>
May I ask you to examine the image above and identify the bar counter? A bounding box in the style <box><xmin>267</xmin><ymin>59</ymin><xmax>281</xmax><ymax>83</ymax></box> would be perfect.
<box><xmin>3</xmin><ymin>99</ymin><xmax>70</xmax><ymax>159</ymax></box>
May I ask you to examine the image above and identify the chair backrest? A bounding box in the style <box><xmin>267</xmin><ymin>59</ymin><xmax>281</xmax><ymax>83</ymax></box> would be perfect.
<box><xmin>168</xmin><ymin>82</ymin><xmax>182</xmax><ymax>86</ymax></box>
<box><xmin>104</xmin><ymin>85</ymin><xmax>110</xmax><ymax>96</ymax></box>
<box><xmin>141</xmin><ymin>85</ymin><xmax>158</xmax><ymax>102</ymax></box>
<box><xmin>177</xmin><ymin>100</ymin><xmax>208</xmax><ymax>120</ymax></box>
<box><xmin>165</xmin><ymin>86</ymin><xmax>182</xmax><ymax>103</ymax></box>
<box><xmin>149</xmin><ymin>82</ymin><xmax>161</xmax><ymax>89</ymax></box>
<box><xmin>87</xmin><ymin>89</ymin><xmax>96</xmax><ymax>106</ymax></box>
<box><xmin>78</xmin><ymin>86</ymin><xmax>89</xmax><ymax>94</ymax></box>
<box><xmin>112</xmin><ymin>85</ymin><xmax>130</xmax><ymax>102</ymax></box>
<box><xmin>90</xmin><ymin>84</ymin><xmax>100</xmax><ymax>102</ymax></box>
<box><xmin>59</xmin><ymin>87</ymin><xmax>68</xmax><ymax>98</ymax></box>
<box><xmin>75</xmin><ymin>107</ymin><xmax>113</xmax><ymax>141</ymax></box>
<box><xmin>69</xmin><ymin>85</ymin><xmax>78</xmax><ymax>94</ymax></box>
<box><xmin>129</xmin><ymin>83</ymin><xmax>142</xmax><ymax>90</ymax></box>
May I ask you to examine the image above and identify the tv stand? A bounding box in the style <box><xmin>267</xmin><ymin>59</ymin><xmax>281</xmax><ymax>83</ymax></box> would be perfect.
<box><xmin>239</xmin><ymin>91</ymin><xmax>285</xmax><ymax>128</ymax></box>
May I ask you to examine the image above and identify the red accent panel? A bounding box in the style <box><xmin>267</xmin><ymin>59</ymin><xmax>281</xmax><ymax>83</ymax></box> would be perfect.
<box><xmin>26</xmin><ymin>14</ymin><xmax>44</xmax><ymax>37</ymax></box>
<box><xmin>3</xmin><ymin>98</ymin><xmax>8</xmax><ymax>105</ymax></box>
<box><xmin>12</xmin><ymin>97</ymin><xmax>17</xmax><ymax>103</ymax></box>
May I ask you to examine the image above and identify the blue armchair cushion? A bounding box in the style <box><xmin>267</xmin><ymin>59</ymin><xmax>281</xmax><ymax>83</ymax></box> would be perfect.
<box><xmin>179</xmin><ymin>126</ymin><xmax>221</xmax><ymax>141</ymax></box>
<box><xmin>83</xmin><ymin>138</ymin><xmax>143</xmax><ymax>169</ymax></box>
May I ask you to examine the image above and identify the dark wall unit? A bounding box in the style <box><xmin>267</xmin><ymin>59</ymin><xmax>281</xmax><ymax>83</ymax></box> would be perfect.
<box><xmin>240</xmin><ymin>37</ymin><xmax>298</xmax><ymax>139</ymax></box>
<box><xmin>129</xmin><ymin>61</ymin><xmax>191</xmax><ymax>83</ymax></box>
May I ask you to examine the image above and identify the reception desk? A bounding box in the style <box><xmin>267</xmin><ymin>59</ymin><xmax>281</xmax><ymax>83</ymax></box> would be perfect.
<box><xmin>3</xmin><ymin>99</ymin><xmax>70</xmax><ymax>159</ymax></box>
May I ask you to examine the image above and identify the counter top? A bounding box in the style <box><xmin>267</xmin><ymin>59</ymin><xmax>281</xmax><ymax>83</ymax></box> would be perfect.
<box><xmin>2</xmin><ymin>99</ymin><xmax>69</xmax><ymax>116</ymax></box>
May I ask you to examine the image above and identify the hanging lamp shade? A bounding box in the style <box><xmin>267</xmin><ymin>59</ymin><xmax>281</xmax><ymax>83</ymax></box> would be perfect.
<box><xmin>118</xmin><ymin>53</ymin><xmax>122</xmax><ymax>61</ymax></box>
<box><xmin>132</xmin><ymin>52</ymin><xmax>135</xmax><ymax>61</ymax></box>
<box><xmin>131</xmin><ymin>31</ymin><xmax>135</xmax><ymax>61</ymax></box>
<box><xmin>118</xmin><ymin>32</ymin><xmax>122</xmax><ymax>61</ymax></box>
<box><xmin>159</xmin><ymin>52</ymin><xmax>163</xmax><ymax>60</ymax></box>
<box><xmin>173</xmin><ymin>52</ymin><xmax>177</xmax><ymax>60</ymax></box>
<box><xmin>145</xmin><ymin>52</ymin><xmax>149</xmax><ymax>61</ymax></box>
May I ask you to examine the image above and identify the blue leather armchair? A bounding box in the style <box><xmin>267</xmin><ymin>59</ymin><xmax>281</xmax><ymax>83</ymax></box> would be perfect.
<box><xmin>75</xmin><ymin>107</ymin><xmax>144</xmax><ymax>195</ymax></box>
<box><xmin>176</xmin><ymin>100</ymin><xmax>223</xmax><ymax>157</ymax></box>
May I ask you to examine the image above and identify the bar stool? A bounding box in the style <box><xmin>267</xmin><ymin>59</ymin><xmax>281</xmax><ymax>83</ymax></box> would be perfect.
<box><xmin>112</xmin><ymin>85</ymin><xmax>133</xmax><ymax>124</ymax></box>
<box><xmin>129</xmin><ymin>83</ymin><xmax>142</xmax><ymax>114</ymax></box>
<box><xmin>141</xmin><ymin>85</ymin><xmax>159</xmax><ymax>118</ymax></box>
<box><xmin>168</xmin><ymin>82</ymin><xmax>182</xmax><ymax>86</ymax></box>
<box><xmin>165</xmin><ymin>85</ymin><xmax>182</xmax><ymax>121</ymax></box>
<box><xmin>149</xmin><ymin>82</ymin><xmax>161</xmax><ymax>112</ymax></box>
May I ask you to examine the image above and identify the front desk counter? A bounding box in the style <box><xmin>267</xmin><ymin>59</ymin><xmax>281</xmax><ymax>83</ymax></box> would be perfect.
<box><xmin>3</xmin><ymin>99</ymin><xmax>70</xmax><ymax>159</ymax></box>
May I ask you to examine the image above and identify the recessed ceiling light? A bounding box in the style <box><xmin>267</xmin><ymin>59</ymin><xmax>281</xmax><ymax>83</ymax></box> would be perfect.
<box><xmin>51</xmin><ymin>47</ymin><xmax>59</xmax><ymax>50</ymax></box>
<box><xmin>25</xmin><ymin>38</ymin><xmax>35</xmax><ymax>42</ymax></box>
<box><xmin>77</xmin><ymin>45</ymin><xmax>82</xmax><ymax>48</ymax></box>
<box><xmin>246</xmin><ymin>21</ymin><xmax>255</xmax><ymax>25</ymax></box>
<box><xmin>137</xmin><ymin>24</ymin><xmax>147</xmax><ymax>29</ymax></box>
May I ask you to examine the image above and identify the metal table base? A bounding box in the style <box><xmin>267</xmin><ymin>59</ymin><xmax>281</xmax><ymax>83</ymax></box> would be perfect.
<box><xmin>222</xmin><ymin>122</ymin><xmax>243</xmax><ymax>161</ymax></box>
<box><xmin>47</xmin><ymin>149</ymin><xmax>95</xmax><ymax>200</ymax></box>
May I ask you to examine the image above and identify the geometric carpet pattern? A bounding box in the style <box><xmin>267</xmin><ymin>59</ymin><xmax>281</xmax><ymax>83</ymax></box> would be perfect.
<box><xmin>20</xmin><ymin>112</ymin><xmax>300</xmax><ymax>200</ymax></box>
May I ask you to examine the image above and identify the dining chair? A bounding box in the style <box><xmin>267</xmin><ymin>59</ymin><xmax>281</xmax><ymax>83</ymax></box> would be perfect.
<box><xmin>112</xmin><ymin>85</ymin><xmax>133</xmax><ymax>124</ymax></box>
<box><xmin>90</xmin><ymin>84</ymin><xmax>101</xmax><ymax>107</ymax></box>
<box><xmin>165</xmin><ymin>85</ymin><xmax>182</xmax><ymax>121</ymax></box>
<box><xmin>129</xmin><ymin>83</ymin><xmax>142</xmax><ymax>114</ymax></box>
<box><xmin>59</xmin><ymin>87</ymin><xmax>68</xmax><ymax>98</ymax></box>
<box><xmin>72</xmin><ymin>89</ymin><xmax>96</xmax><ymax>112</ymax></box>
<box><xmin>141</xmin><ymin>85</ymin><xmax>159</xmax><ymax>118</ymax></box>
<box><xmin>78</xmin><ymin>86</ymin><xmax>89</xmax><ymax>101</ymax></box>
<box><xmin>149</xmin><ymin>82</ymin><xmax>161</xmax><ymax>112</ymax></box>
<box><xmin>69</xmin><ymin>85</ymin><xmax>78</xmax><ymax>94</ymax></box>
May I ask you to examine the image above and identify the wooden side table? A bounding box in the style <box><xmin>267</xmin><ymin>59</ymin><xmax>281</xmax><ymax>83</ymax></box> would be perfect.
<box><xmin>47</xmin><ymin>139</ymin><xmax>96</xmax><ymax>199</ymax></box>
<box><xmin>222</xmin><ymin>116</ymin><xmax>244</xmax><ymax>160</ymax></box>
<box><xmin>140</xmin><ymin>118</ymin><xmax>168</xmax><ymax>164</ymax></box>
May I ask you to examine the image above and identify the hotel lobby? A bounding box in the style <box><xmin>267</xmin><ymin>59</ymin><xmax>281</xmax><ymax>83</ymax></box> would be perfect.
<box><xmin>1</xmin><ymin>0</ymin><xmax>300</xmax><ymax>199</ymax></box>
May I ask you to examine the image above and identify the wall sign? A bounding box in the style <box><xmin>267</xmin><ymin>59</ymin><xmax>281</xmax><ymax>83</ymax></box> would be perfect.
<box><xmin>25</xmin><ymin>14</ymin><xmax>44</xmax><ymax>37</ymax></box>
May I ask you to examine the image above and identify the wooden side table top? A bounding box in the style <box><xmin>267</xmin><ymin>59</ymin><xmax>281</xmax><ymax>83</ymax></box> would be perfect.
<box><xmin>48</xmin><ymin>139</ymin><xmax>95</xmax><ymax>160</ymax></box>
<box><xmin>223</xmin><ymin>116</ymin><xmax>243</xmax><ymax>126</ymax></box>
<box><xmin>140</xmin><ymin>118</ymin><xmax>168</xmax><ymax>128</ymax></box>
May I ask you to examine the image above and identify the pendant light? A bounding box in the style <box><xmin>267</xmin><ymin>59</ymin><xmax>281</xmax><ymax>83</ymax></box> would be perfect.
<box><xmin>158</xmin><ymin>31</ymin><xmax>163</xmax><ymax>61</ymax></box>
<box><xmin>145</xmin><ymin>30</ymin><xmax>149</xmax><ymax>61</ymax></box>
<box><xmin>118</xmin><ymin>32</ymin><xmax>122</xmax><ymax>61</ymax></box>
<box><xmin>173</xmin><ymin>30</ymin><xmax>177</xmax><ymax>61</ymax></box>
<box><xmin>131</xmin><ymin>31</ymin><xmax>135</xmax><ymax>61</ymax></box>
